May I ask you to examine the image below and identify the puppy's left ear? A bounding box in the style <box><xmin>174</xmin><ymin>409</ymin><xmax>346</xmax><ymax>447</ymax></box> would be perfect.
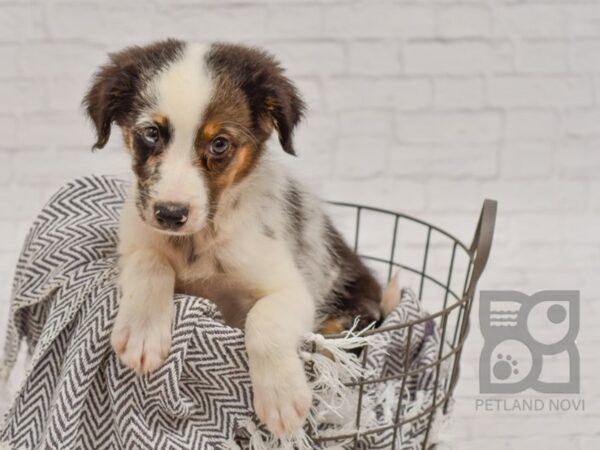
<box><xmin>261</xmin><ymin>72</ymin><xmax>305</xmax><ymax>156</ymax></box>
<box><xmin>208</xmin><ymin>44</ymin><xmax>306</xmax><ymax>155</ymax></box>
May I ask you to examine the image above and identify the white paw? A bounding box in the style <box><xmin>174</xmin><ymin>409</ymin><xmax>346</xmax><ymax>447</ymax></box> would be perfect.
<box><xmin>251</xmin><ymin>356</ymin><xmax>312</xmax><ymax>437</ymax></box>
<box><xmin>111</xmin><ymin>295</ymin><xmax>174</xmax><ymax>375</ymax></box>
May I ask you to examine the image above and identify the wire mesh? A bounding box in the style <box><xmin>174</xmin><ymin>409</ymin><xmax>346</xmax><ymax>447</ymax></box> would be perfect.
<box><xmin>307</xmin><ymin>200</ymin><xmax>496</xmax><ymax>450</ymax></box>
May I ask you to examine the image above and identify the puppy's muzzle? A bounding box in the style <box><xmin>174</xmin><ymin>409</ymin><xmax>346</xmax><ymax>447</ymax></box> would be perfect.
<box><xmin>154</xmin><ymin>202</ymin><xmax>189</xmax><ymax>230</ymax></box>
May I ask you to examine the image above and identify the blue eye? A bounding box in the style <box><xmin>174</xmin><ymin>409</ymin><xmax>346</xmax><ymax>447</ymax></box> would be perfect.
<box><xmin>142</xmin><ymin>126</ymin><xmax>160</xmax><ymax>144</ymax></box>
<box><xmin>210</xmin><ymin>136</ymin><xmax>230</xmax><ymax>156</ymax></box>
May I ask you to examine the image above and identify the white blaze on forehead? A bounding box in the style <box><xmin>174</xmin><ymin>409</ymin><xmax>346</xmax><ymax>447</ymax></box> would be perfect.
<box><xmin>154</xmin><ymin>43</ymin><xmax>213</xmax><ymax>136</ymax></box>
<box><xmin>148</xmin><ymin>43</ymin><xmax>215</xmax><ymax>230</ymax></box>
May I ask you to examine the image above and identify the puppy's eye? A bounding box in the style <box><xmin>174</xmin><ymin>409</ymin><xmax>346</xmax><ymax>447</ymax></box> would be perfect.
<box><xmin>142</xmin><ymin>126</ymin><xmax>160</xmax><ymax>145</ymax></box>
<box><xmin>210</xmin><ymin>136</ymin><xmax>230</xmax><ymax>156</ymax></box>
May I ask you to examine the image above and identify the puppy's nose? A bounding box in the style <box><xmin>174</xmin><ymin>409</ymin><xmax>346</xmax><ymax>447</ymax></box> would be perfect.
<box><xmin>154</xmin><ymin>202</ymin><xmax>189</xmax><ymax>229</ymax></box>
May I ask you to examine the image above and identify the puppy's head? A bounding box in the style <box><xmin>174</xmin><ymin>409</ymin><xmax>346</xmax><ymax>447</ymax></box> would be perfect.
<box><xmin>83</xmin><ymin>40</ymin><xmax>304</xmax><ymax>235</ymax></box>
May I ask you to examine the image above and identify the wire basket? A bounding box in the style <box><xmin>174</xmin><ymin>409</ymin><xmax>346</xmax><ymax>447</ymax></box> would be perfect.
<box><xmin>309</xmin><ymin>199</ymin><xmax>497</xmax><ymax>449</ymax></box>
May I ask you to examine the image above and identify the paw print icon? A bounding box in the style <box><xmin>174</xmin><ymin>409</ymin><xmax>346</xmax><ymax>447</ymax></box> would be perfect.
<box><xmin>479</xmin><ymin>290</ymin><xmax>579</xmax><ymax>394</ymax></box>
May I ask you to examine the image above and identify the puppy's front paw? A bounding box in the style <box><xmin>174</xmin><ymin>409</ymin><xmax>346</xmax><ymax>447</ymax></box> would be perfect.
<box><xmin>111</xmin><ymin>295</ymin><xmax>173</xmax><ymax>375</ymax></box>
<box><xmin>251</xmin><ymin>356</ymin><xmax>312</xmax><ymax>437</ymax></box>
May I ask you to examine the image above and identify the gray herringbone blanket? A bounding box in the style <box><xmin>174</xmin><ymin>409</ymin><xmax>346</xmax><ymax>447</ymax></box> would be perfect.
<box><xmin>0</xmin><ymin>176</ymin><xmax>451</xmax><ymax>450</ymax></box>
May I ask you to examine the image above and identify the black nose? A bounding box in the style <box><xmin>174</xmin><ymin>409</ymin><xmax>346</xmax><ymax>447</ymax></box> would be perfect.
<box><xmin>154</xmin><ymin>203</ymin><xmax>189</xmax><ymax>229</ymax></box>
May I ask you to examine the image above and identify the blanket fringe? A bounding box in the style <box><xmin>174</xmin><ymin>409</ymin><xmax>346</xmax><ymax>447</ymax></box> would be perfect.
<box><xmin>233</xmin><ymin>321</ymin><xmax>372</xmax><ymax>450</ymax></box>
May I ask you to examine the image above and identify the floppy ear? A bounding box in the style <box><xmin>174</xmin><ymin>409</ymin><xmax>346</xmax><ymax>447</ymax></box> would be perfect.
<box><xmin>82</xmin><ymin>39</ymin><xmax>184</xmax><ymax>150</ymax></box>
<box><xmin>207</xmin><ymin>44</ymin><xmax>306</xmax><ymax>155</ymax></box>
<box><xmin>82</xmin><ymin>55</ymin><xmax>138</xmax><ymax>150</ymax></box>
<box><xmin>260</xmin><ymin>71</ymin><xmax>305</xmax><ymax>156</ymax></box>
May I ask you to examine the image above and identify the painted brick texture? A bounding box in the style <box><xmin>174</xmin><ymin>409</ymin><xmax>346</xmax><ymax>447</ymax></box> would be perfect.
<box><xmin>0</xmin><ymin>1</ymin><xmax>598</xmax><ymax>448</ymax></box>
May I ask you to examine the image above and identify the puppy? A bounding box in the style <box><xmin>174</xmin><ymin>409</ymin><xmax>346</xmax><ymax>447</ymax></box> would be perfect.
<box><xmin>83</xmin><ymin>40</ymin><xmax>399</xmax><ymax>437</ymax></box>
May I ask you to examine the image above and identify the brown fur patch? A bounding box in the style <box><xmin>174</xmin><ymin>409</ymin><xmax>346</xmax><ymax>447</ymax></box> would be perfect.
<box><xmin>193</xmin><ymin>74</ymin><xmax>267</xmax><ymax>216</ymax></box>
<box><xmin>319</xmin><ymin>318</ymin><xmax>346</xmax><ymax>336</ymax></box>
<box><xmin>203</xmin><ymin>121</ymin><xmax>221</xmax><ymax>140</ymax></box>
<box><xmin>317</xmin><ymin>219</ymin><xmax>384</xmax><ymax>332</ymax></box>
<box><xmin>123</xmin><ymin>128</ymin><xmax>134</xmax><ymax>151</ymax></box>
<box><xmin>216</xmin><ymin>144</ymin><xmax>253</xmax><ymax>190</ymax></box>
<box><xmin>152</xmin><ymin>113</ymin><xmax>169</xmax><ymax>128</ymax></box>
<box><xmin>264</xmin><ymin>96</ymin><xmax>277</xmax><ymax>111</ymax></box>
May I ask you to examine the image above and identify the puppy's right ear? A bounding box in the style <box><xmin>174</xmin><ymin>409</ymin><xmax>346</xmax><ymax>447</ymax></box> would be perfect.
<box><xmin>83</xmin><ymin>40</ymin><xmax>184</xmax><ymax>150</ymax></box>
<box><xmin>82</xmin><ymin>55</ymin><xmax>137</xmax><ymax>151</ymax></box>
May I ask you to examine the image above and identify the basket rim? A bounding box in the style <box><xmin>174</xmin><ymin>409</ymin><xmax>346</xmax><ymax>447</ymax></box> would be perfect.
<box><xmin>326</xmin><ymin>201</ymin><xmax>471</xmax><ymax>255</ymax></box>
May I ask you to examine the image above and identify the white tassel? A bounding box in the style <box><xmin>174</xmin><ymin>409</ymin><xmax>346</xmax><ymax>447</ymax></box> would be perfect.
<box><xmin>429</xmin><ymin>414</ymin><xmax>454</xmax><ymax>448</ymax></box>
<box><xmin>307</xmin><ymin>319</ymin><xmax>373</xmax><ymax>379</ymax></box>
<box><xmin>0</xmin><ymin>364</ymin><xmax>9</xmax><ymax>382</ymax></box>
<box><xmin>243</xmin><ymin>419</ymin><xmax>270</xmax><ymax>450</ymax></box>
<box><xmin>240</xmin><ymin>317</ymin><xmax>453</xmax><ymax>450</ymax></box>
<box><xmin>301</xmin><ymin>323</ymin><xmax>376</xmax><ymax>445</ymax></box>
<box><xmin>240</xmin><ymin>416</ymin><xmax>315</xmax><ymax>450</ymax></box>
<box><xmin>222</xmin><ymin>437</ymin><xmax>241</xmax><ymax>450</ymax></box>
<box><xmin>241</xmin><ymin>322</ymin><xmax>375</xmax><ymax>449</ymax></box>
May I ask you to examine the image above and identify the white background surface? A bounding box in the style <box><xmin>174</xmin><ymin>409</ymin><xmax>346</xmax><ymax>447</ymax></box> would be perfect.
<box><xmin>0</xmin><ymin>1</ymin><xmax>599</xmax><ymax>448</ymax></box>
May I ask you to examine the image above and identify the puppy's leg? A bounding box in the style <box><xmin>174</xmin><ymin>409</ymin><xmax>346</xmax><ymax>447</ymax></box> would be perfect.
<box><xmin>245</xmin><ymin>284</ymin><xmax>314</xmax><ymax>437</ymax></box>
<box><xmin>111</xmin><ymin>249</ymin><xmax>175</xmax><ymax>374</ymax></box>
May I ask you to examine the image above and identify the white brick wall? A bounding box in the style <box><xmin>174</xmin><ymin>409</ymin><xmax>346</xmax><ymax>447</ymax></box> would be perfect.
<box><xmin>0</xmin><ymin>1</ymin><xmax>599</xmax><ymax>448</ymax></box>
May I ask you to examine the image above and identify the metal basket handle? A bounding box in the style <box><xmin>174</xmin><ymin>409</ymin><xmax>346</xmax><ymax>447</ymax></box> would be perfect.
<box><xmin>445</xmin><ymin>199</ymin><xmax>497</xmax><ymax>412</ymax></box>
<box><xmin>465</xmin><ymin>198</ymin><xmax>497</xmax><ymax>299</ymax></box>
